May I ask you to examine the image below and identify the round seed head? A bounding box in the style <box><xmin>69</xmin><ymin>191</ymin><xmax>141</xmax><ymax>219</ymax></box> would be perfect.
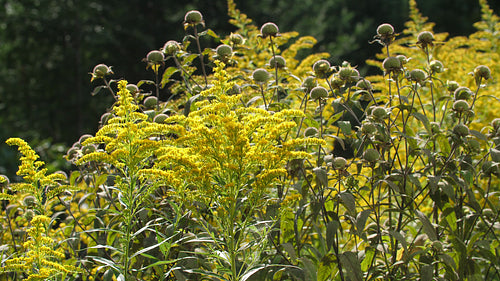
<box><xmin>304</xmin><ymin>127</ymin><xmax>319</xmax><ymax>137</ymax></box>
<box><xmin>356</xmin><ymin>79</ymin><xmax>372</xmax><ymax>90</ymax></box>
<box><xmin>154</xmin><ymin>113</ymin><xmax>168</xmax><ymax>123</ymax></box>
<box><xmin>361</xmin><ymin>121</ymin><xmax>377</xmax><ymax>134</ymax></box>
<box><xmin>363</xmin><ymin>148</ymin><xmax>380</xmax><ymax>162</ymax></box>
<box><xmin>269</xmin><ymin>55</ymin><xmax>286</xmax><ymax>68</ymax></box>
<box><xmin>430</xmin><ymin>60</ymin><xmax>444</xmax><ymax>73</ymax></box>
<box><xmin>452</xmin><ymin>100</ymin><xmax>469</xmax><ymax>112</ymax></box>
<box><xmin>430</xmin><ymin>122</ymin><xmax>441</xmax><ymax>134</ymax></box>
<box><xmin>216</xmin><ymin>44</ymin><xmax>233</xmax><ymax>59</ymax></box>
<box><xmin>310</xmin><ymin>86</ymin><xmax>328</xmax><ymax>100</ymax></box>
<box><xmin>147</xmin><ymin>50</ymin><xmax>165</xmax><ymax>64</ymax></box>
<box><xmin>92</xmin><ymin>64</ymin><xmax>110</xmax><ymax>78</ymax></box>
<box><xmin>338</xmin><ymin>67</ymin><xmax>360</xmax><ymax>82</ymax></box>
<box><xmin>377</xmin><ymin>23</ymin><xmax>394</xmax><ymax>37</ymax></box>
<box><xmin>409</xmin><ymin>69</ymin><xmax>426</xmax><ymax>83</ymax></box>
<box><xmin>184</xmin><ymin>10</ymin><xmax>203</xmax><ymax>25</ymax></box>
<box><xmin>126</xmin><ymin>84</ymin><xmax>139</xmax><ymax>95</ymax></box>
<box><xmin>302</xmin><ymin>76</ymin><xmax>317</xmax><ymax>90</ymax></box>
<box><xmin>447</xmin><ymin>81</ymin><xmax>459</xmax><ymax>92</ymax></box>
<box><xmin>453</xmin><ymin>123</ymin><xmax>469</xmax><ymax>137</ymax></box>
<box><xmin>260</xmin><ymin>22</ymin><xmax>279</xmax><ymax>38</ymax></box>
<box><xmin>79</xmin><ymin>134</ymin><xmax>93</xmax><ymax>144</ymax></box>
<box><xmin>332</xmin><ymin>157</ymin><xmax>348</xmax><ymax>169</ymax></box>
<box><xmin>474</xmin><ymin>65</ymin><xmax>492</xmax><ymax>80</ymax></box>
<box><xmin>382</xmin><ymin>57</ymin><xmax>402</xmax><ymax>72</ymax></box>
<box><xmin>143</xmin><ymin>96</ymin><xmax>158</xmax><ymax>109</ymax></box>
<box><xmin>162</xmin><ymin>40</ymin><xmax>181</xmax><ymax>56</ymax></box>
<box><xmin>229</xmin><ymin>33</ymin><xmax>244</xmax><ymax>45</ymax></box>
<box><xmin>417</xmin><ymin>31</ymin><xmax>434</xmax><ymax>47</ymax></box>
<box><xmin>454</xmin><ymin>86</ymin><xmax>472</xmax><ymax>100</ymax></box>
<box><xmin>23</xmin><ymin>195</ymin><xmax>36</xmax><ymax>207</ymax></box>
<box><xmin>396</xmin><ymin>55</ymin><xmax>408</xmax><ymax>65</ymax></box>
<box><xmin>313</xmin><ymin>59</ymin><xmax>331</xmax><ymax>78</ymax></box>
<box><xmin>252</xmin><ymin>68</ymin><xmax>270</xmax><ymax>83</ymax></box>
<box><xmin>371</xmin><ymin>106</ymin><xmax>388</xmax><ymax>120</ymax></box>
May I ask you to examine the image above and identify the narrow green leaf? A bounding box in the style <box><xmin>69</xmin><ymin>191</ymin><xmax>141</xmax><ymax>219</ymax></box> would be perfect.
<box><xmin>340</xmin><ymin>251</ymin><xmax>362</xmax><ymax>281</ymax></box>
<box><xmin>326</xmin><ymin>220</ymin><xmax>339</xmax><ymax>251</ymax></box>
<box><xmin>338</xmin><ymin>120</ymin><xmax>352</xmax><ymax>135</ymax></box>
<box><xmin>161</xmin><ymin>66</ymin><xmax>179</xmax><ymax>88</ymax></box>
<box><xmin>420</xmin><ymin>264</ymin><xmax>433</xmax><ymax>281</ymax></box>
<box><xmin>318</xmin><ymin>253</ymin><xmax>337</xmax><ymax>281</ymax></box>
<box><xmin>340</xmin><ymin>192</ymin><xmax>356</xmax><ymax>216</ymax></box>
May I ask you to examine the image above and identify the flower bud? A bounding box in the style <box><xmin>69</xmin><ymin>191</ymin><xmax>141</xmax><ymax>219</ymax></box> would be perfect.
<box><xmin>216</xmin><ymin>44</ymin><xmax>233</xmax><ymax>60</ymax></box>
<box><xmin>162</xmin><ymin>40</ymin><xmax>181</xmax><ymax>56</ymax></box>
<box><xmin>147</xmin><ymin>50</ymin><xmax>165</xmax><ymax>64</ymax></box>
<box><xmin>252</xmin><ymin>68</ymin><xmax>270</xmax><ymax>84</ymax></box>
<box><xmin>397</xmin><ymin>55</ymin><xmax>408</xmax><ymax>65</ymax></box>
<box><xmin>143</xmin><ymin>96</ymin><xmax>158</xmax><ymax>109</ymax></box>
<box><xmin>429</xmin><ymin>60</ymin><xmax>444</xmax><ymax>73</ymax></box>
<box><xmin>332</xmin><ymin>157</ymin><xmax>348</xmax><ymax>169</ymax></box>
<box><xmin>310</xmin><ymin>86</ymin><xmax>328</xmax><ymax>100</ymax></box>
<box><xmin>361</xmin><ymin>121</ymin><xmax>377</xmax><ymax>134</ymax></box>
<box><xmin>417</xmin><ymin>31</ymin><xmax>434</xmax><ymax>48</ymax></box>
<box><xmin>260</xmin><ymin>22</ymin><xmax>279</xmax><ymax>38</ymax></box>
<box><xmin>430</xmin><ymin>122</ymin><xmax>441</xmax><ymax>134</ymax></box>
<box><xmin>313</xmin><ymin>59</ymin><xmax>331</xmax><ymax>78</ymax></box>
<box><xmin>453</xmin><ymin>123</ymin><xmax>469</xmax><ymax>137</ymax></box>
<box><xmin>338</xmin><ymin>67</ymin><xmax>360</xmax><ymax>82</ymax></box>
<box><xmin>363</xmin><ymin>149</ymin><xmax>380</xmax><ymax>162</ymax></box>
<box><xmin>490</xmin><ymin>148</ymin><xmax>500</xmax><ymax>162</ymax></box>
<box><xmin>454</xmin><ymin>86</ymin><xmax>472</xmax><ymax>100</ymax></box>
<box><xmin>452</xmin><ymin>100</ymin><xmax>469</xmax><ymax>112</ymax></box>
<box><xmin>184</xmin><ymin>10</ymin><xmax>203</xmax><ymax>25</ymax></box>
<box><xmin>269</xmin><ymin>55</ymin><xmax>286</xmax><ymax>68</ymax></box>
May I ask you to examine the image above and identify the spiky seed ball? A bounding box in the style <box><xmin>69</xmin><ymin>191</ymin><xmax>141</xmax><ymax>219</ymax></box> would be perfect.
<box><xmin>216</xmin><ymin>44</ymin><xmax>233</xmax><ymax>58</ymax></box>
<box><xmin>310</xmin><ymin>86</ymin><xmax>328</xmax><ymax>100</ymax></box>
<box><xmin>252</xmin><ymin>68</ymin><xmax>270</xmax><ymax>84</ymax></box>
<box><xmin>377</xmin><ymin>23</ymin><xmax>394</xmax><ymax>36</ymax></box>
<box><xmin>468</xmin><ymin>138</ymin><xmax>481</xmax><ymax>153</ymax></box>
<box><xmin>363</xmin><ymin>149</ymin><xmax>380</xmax><ymax>162</ymax></box>
<box><xmin>147</xmin><ymin>50</ymin><xmax>164</xmax><ymax>64</ymax></box>
<box><xmin>260</xmin><ymin>22</ymin><xmax>279</xmax><ymax>38</ymax></box>
<box><xmin>313</xmin><ymin>59</ymin><xmax>331</xmax><ymax>78</ymax></box>
<box><xmin>453</xmin><ymin>123</ymin><xmax>469</xmax><ymax>137</ymax></box>
<box><xmin>184</xmin><ymin>10</ymin><xmax>203</xmax><ymax>25</ymax></box>
<box><xmin>332</xmin><ymin>157</ymin><xmax>348</xmax><ymax>169</ymax></box>
<box><xmin>452</xmin><ymin>100</ymin><xmax>469</xmax><ymax>112</ymax></box>
<box><xmin>93</xmin><ymin>64</ymin><xmax>110</xmax><ymax>78</ymax></box>
<box><xmin>382</xmin><ymin>57</ymin><xmax>402</xmax><ymax>72</ymax></box>
<box><xmin>229</xmin><ymin>33</ymin><xmax>244</xmax><ymax>45</ymax></box>
<box><xmin>417</xmin><ymin>31</ymin><xmax>434</xmax><ymax>47</ymax></box>
<box><xmin>356</xmin><ymin>79</ymin><xmax>372</xmax><ymax>90</ymax></box>
<box><xmin>162</xmin><ymin>40</ymin><xmax>181</xmax><ymax>56</ymax></box>
<box><xmin>454</xmin><ymin>86</ymin><xmax>472</xmax><ymax>100</ymax></box>
<box><xmin>430</xmin><ymin>60</ymin><xmax>444</xmax><ymax>73</ymax></box>
<box><xmin>409</xmin><ymin>69</ymin><xmax>426</xmax><ymax>83</ymax></box>
<box><xmin>474</xmin><ymin>65</ymin><xmax>492</xmax><ymax>80</ymax></box>
<box><xmin>24</xmin><ymin>209</ymin><xmax>34</xmax><ymax>222</ymax></box>
<box><xmin>447</xmin><ymin>81</ymin><xmax>459</xmax><ymax>92</ymax></box>
<box><xmin>304</xmin><ymin>127</ymin><xmax>318</xmax><ymax>137</ymax></box>
<box><xmin>302</xmin><ymin>76</ymin><xmax>317</xmax><ymax>90</ymax></box>
<box><xmin>269</xmin><ymin>55</ymin><xmax>286</xmax><ymax>68</ymax></box>
<box><xmin>144</xmin><ymin>96</ymin><xmax>158</xmax><ymax>108</ymax></box>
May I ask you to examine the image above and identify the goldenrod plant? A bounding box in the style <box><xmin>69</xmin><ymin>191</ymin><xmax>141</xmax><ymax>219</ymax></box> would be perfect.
<box><xmin>1</xmin><ymin>1</ymin><xmax>499</xmax><ymax>280</ymax></box>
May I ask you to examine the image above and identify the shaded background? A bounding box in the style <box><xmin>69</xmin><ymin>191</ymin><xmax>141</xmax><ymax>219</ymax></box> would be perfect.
<box><xmin>0</xmin><ymin>0</ymin><xmax>498</xmax><ymax>177</ymax></box>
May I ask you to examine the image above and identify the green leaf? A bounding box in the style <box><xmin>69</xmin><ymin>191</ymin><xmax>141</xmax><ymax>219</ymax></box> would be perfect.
<box><xmin>318</xmin><ymin>253</ymin><xmax>337</xmax><ymax>281</ymax></box>
<box><xmin>389</xmin><ymin>230</ymin><xmax>408</xmax><ymax>252</ymax></box>
<box><xmin>420</xmin><ymin>264</ymin><xmax>433</xmax><ymax>281</ymax></box>
<box><xmin>340</xmin><ymin>251</ymin><xmax>362</xmax><ymax>281</ymax></box>
<box><xmin>161</xmin><ymin>66</ymin><xmax>179</xmax><ymax>88</ymax></box>
<box><xmin>326</xmin><ymin>220</ymin><xmax>339</xmax><ymax>251</ymax></box>
<box><xmin>338</xmin><ymin>120</ymin><xmax>352</xmax><ymax>135</ymax></box>
<box><xmin>300</xmin><ymin>257</ymin><xmax>317</xmax><ymax>281</ymax></box>
<box><xmin>361</xmin><ymin>247</ymin><xmax>375</xmax><ymax>272</ymax></box>
<box><xmin>415</xmin><ymin>210</ymin><xmax>437</xmax><ymax>241</ymax></box>
<box><xmin>340</xmin><ymin>192</ymin><xmax>356</xmax><ymax>216</ymax></box>
<box><xmin>313</xmin><ymin>167</ymin><xmax>328</xmax><ymax>188</ymax></box>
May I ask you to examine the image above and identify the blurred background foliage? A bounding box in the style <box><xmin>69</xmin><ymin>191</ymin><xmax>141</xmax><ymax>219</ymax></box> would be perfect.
<box><xmin>0</xmin><ymin>0</ymin><xmax>498</xmax><ymax>178</ymax></box>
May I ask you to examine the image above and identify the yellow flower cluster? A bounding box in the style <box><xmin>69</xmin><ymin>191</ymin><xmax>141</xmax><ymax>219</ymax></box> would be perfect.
<box><xmin>0</xmin><ymin>215</ymin><xmax>79</xmax><ymax>280</ymax></box>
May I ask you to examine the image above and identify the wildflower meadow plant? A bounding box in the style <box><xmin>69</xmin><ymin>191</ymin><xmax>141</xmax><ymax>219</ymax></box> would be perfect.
<box><xmin>1</xmin><ymin>0</ymin><xmax>499</xmax><ymax>280</ymax></box>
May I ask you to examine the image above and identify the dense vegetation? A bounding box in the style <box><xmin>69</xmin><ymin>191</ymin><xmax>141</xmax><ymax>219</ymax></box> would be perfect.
<box><xmin>0</xmin><ymin>0</ymin><xmax>499</xmax><ymax>280</ymax></box>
